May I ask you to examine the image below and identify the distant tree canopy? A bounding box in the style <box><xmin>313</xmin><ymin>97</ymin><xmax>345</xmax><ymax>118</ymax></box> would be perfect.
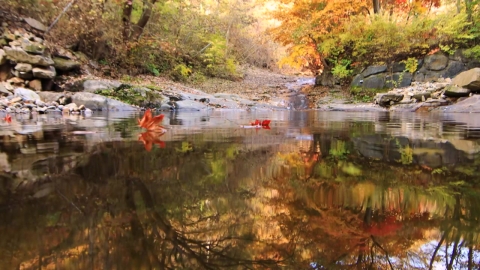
<box><xmin>269</xmin><ymin>0</ymin><xmax>480</xmax><ymax>80</ymax></box>
<box><xmin>4</xmin><ymin>0</ymin><xmax>284</xmax><ymax>80</ymax></box>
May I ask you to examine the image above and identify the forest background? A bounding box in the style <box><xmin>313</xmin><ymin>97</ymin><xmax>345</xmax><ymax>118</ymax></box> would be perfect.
<box><xmin>3</xmin><ymin>0</ymin><xmax>480</xmax><ymax>88</ymax></box>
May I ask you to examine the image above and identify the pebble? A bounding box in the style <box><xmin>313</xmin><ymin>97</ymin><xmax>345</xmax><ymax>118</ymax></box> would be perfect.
<box><xmin>0</xmin><ymin>95</ymin><xmax>93</xmax><ymax>116</ymax></box>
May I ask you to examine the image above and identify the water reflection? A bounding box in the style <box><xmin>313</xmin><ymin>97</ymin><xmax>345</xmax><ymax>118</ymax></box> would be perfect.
<box><xmin>0</xmin><ymin>111</ymin><xmax>479</xmax><ymax>269</ymax></box>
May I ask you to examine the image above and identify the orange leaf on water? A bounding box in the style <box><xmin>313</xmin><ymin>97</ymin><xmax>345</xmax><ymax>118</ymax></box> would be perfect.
<box><xmin>138</xmin><ymin>109</ymin><xmax>165</xmax><ymax>132</ymax></box>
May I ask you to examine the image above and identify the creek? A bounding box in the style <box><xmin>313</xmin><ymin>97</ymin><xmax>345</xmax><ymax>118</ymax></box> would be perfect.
<box><xmin>0</xmin><ymin>110</ymin><xmax>479</xmax><ymax>269</ymax></box>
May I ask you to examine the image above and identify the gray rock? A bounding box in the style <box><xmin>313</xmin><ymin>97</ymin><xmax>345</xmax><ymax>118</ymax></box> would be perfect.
<box><xmin>23</xmin><ymin>17</ymin><xmax>47</xmax><ymax>32</ymax></box>
<box><xmin>437</xmin><ymin>95</ymin><xmax>480</xmax><ymax>113</ymax></box>
<box><xmin>37</xmin><ymin>91</ymin><xmax>64</xmax><ymax>103</ymax></box>
<box><xmin>385</xmin><ymin>72</ymin><xmax>412</xmax><ymax>88</ymax></box>
<box><xmin>53</xmin><ymin>57</ymin><xmax>80</xmax><ymax>71</ymax></box>
<box><xmin>444</xmin><ymin>85</ymin><xmax>471</xmax><ymax>97</ymax></box>
<box><xmin>412</xmin><ymin>93</ymin><xmax>431</xmax><ymax>102</ymax></box>
<box><xmin>392</xmin><ymin>62</ymin><xmax>406</xmax><ymax>73</ymax></box>
<box><xmin>317</xmin><ymin>103</ymin><xmax>388</xmax><ymax>112</ymax></box>
<box><xmin>71</xmin><ymin>92</ymin><xmax>137</xmax><ymax>111</ymax></box>
<box><xmin>350</xmin><ymin>74</ymin><xmax>364</xmax><ymax>87</ymax></box>
<box><xmin>424</xmin><ymin>53</ymin><xmax>449</xmax><ymax>71</ymax></box>
<box><xmin>452</xmin><ymin>68</ymin><xmax>480</xmax><ymax>92</ymax></box>
<box><xmin>14</xmin><ymin>87</ymin><xmax>41</xmax><ymax>101</ymax></box>
<box><xmin>363</xmin><ymin>74</ymin><xmax>385</xmax><ymax>89</ymax></box>
<box><xmin>174</xmin><ymin>100</ymin><xmax>209</xmax><ymax>111</ymax></box>
<box><xmin>20</xmin><ymin>38</ymin><xmax>45</xmax><ymax>55</ymax></box>
<box><xmin>82</xmin><ymin>79</ymin><xmax>122</xmax><ymax>93</ymax></box>
<box><xmin>362</xmin><ymin>65</ymin><xmax>387</xmax><ymax>77</ymax></box>
<box><xmin>14</xmin><ymin>63</ymin><xmax>33</xmax><ymax>72</ymax></box>
<box><xmin>374</xmin><ymin>93</ymin><xmax>404</xmax><ymax>106</ymax></box>
<box><xmin>32</xmin><ymin>66</ymin><xmax>56</xmax><ymax>79</ymax></box>
<box><xmin>443</xmin><ymin>61</ymin><xmax>466</xmax><ymax>78</ymax></box>
<box><xmin>4</xmin><ymin>46</ymin><xmax>54</xmax><ymax>66</ymax></box>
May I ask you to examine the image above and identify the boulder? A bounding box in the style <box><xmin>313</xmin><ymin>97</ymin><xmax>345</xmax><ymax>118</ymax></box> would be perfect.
<box><xmin>4</xmin><ymin>46</ymin><xmax>54</xmax><ymax>66</ymax></box>
<box><xmin>444</xmin><ymin>85</ymin><xmax>471</xmax><ymax>97</ymax></box>
<box><xmin>350</xmin><ymin>74</ymin><xmax>364</xmax><ymax>87</ymax></box>
<box><xmin>32</xmin><ymin>66</ymin><xmax>56</xmax><ymax>79</ymax></box>
<box><xmin>452</xmin><ymin>68</ymin><xmax>480</xmax><ymax>92</ymax></box>
<box><xmin>437</xmin><ymin>95</ymin><xmax>480</xmax><ymax>113</ymax></box>
<box><xmin>71</xmin><ymin>92</ymin><xmax>137</xmax><ymax>111</ymax></box>
<box><xmin>53</xmin><ymin>57</ymin><xmax>80</xmax><ymax>71</ymax></box>
<box><xmin>14</xmin><ymin>63</ymin><xmax>32</xmax><ymax>73</ymax></box>
<box><xmin>363</xmin><ymin>74</ymin><xmax>385</xmax><ymax>89</ymax></box>
<box><xmin>362</xmin><ymin>65</ymin><xmax>387</xmax><ymax>77</ymax></box>
<box><xmin>20</xmin><ymin>38</ymin><xmax>45</xmax><ymax>55</ymax></box>
<box><xmin>82</xmin><ymin>79</ymin><xmax>122</xmax><ymax>93</ymax></box>
<box><xmin>424</xmin><ymin>53</ymin><xmax>449</xmax><ymax>71</ymax></box>
<box><xmin>443</xmin><ymin>61</ymin><xmax>466</xmax><ymax>78</ymax></box>
<box><xmin>14</xmin><ymin>87</ymin><xmax>41</xmax><ymax>101</ymax></box>
<box><xmin>374</xmin><ymin>93</ymin><xmax>404</xmax><ymax>106</ymax></box>
<box><xmin>392</xmin><ymin>62</ymin><xmax>406</xmax><ymax>73</ymax></box>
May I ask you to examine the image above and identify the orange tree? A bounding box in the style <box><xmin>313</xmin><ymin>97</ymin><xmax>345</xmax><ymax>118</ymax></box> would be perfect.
<box><xmin>269</xmin><ymin>0</ymin><xmax>477</xmax><ymax>85</ymax></box>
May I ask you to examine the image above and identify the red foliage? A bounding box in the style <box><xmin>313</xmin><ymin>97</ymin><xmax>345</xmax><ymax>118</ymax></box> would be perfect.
<box><xmin>138</xmin><ymin>109</ymin><xmax>165</xmax><ymax>132</ymax></box>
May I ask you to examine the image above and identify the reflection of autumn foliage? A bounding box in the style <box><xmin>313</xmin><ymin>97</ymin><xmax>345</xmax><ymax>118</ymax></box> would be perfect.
<box><xmin>138</xmin><ymin>131</ymin><xmax>166</xmax><ymax>151</ymax></box>
<box><xmin>364</xmin><ymin>213</ymin><xmax>402</xmax><ymax>237</ymax></box>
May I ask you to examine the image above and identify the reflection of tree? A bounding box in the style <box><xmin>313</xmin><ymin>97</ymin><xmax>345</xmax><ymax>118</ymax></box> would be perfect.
<box><xmin>268</xmin><ymin>144</ymin><xmax>480</xmax><ymax>269</ymax></box>
<box><xmin>124</xmin><ymin>176</ymin><xmax>282</xmax><ymax>269</ymax></box>
<box><xmin>0</xmin><ymin>142</ymin><xmax>285</xmax><ymax>269</ymax></box>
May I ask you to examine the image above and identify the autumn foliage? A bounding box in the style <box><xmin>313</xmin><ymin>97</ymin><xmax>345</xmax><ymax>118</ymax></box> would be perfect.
<box><xmin>270</xmin><ymin>0</ymin><xmax>479</xmax><ymax>78</ymax></box>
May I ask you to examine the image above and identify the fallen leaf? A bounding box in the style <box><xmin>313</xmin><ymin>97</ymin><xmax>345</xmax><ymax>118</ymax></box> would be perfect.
<box><xmin>249</xmin><ymin>119</ymin><xmax>271</xmax><ymax>129</ymax></box>
<box><xmin>138</xmin><ymin>109</ymin><xmax>165</xmax><ymax>132</ymax></box>
<box><xmin>3</xmin><ymin>114</ymin><xmax>11</xmax><ymax>123</ymax></box>
<box><xmin>138</xmin><ymin>131</ymin><xmax>166</xmax><ymax>152</ymax></box>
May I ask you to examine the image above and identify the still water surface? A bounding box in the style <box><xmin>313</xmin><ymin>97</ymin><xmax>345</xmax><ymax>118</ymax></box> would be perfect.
<box><xmin>1</xmin><ymin>110</ymin><xmax>480</xmax><ymax>269</ymax></box>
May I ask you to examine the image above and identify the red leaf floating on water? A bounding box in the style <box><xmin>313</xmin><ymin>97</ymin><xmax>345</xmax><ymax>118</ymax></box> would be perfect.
<box><xmin>3</xmin><ymin>114</ymin><xmax>11</xmax><ymax>123</ymax></box>
<box><xmin>138</xmin><ymin>109</ymin><xmax>165</xmax><ymax>132</ymax></box>
<box><xmin>250</xmin><ymin>119</ymin><xmax>271</xmax><ymax>129</ymax></box>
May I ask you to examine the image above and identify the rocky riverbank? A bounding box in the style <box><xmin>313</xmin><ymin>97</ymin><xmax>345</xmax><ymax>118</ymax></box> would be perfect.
<box><xmin>3</xmin><ymin>15</ymin><xmax>480</xmax><ymax>115</ymax></box>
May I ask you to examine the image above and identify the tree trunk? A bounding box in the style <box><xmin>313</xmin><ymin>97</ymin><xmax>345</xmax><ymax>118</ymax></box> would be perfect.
<box><xmin>122</xmin><ymin>0</ymin><xmax>133</xmax><ymax>41</ymax></box>
<box><xmin>130</xmin><ymin>0</ymin><xmax>159</xmax><ymax>41</ymax></box>
<box><xmin>373</xmin><ymin>0</ymin><xmax>380</xmax><ymax>14</ymax></box>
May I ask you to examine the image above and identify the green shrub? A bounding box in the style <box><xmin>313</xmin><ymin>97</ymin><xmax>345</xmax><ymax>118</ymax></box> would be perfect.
<box><xmin>401</xmin><ymin>57</ymin><xmax>419</xmax><ymax>73</ymax></box>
